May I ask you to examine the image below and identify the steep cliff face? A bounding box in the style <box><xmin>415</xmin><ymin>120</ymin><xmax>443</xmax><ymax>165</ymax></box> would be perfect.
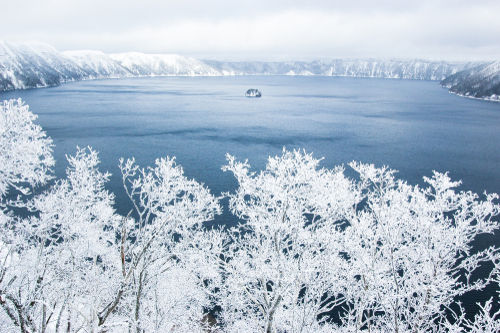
<box><xmin>206</xmin><ymin>59</ymin><xmax>473</xmax><ymax>81</ymax></box>
<box><xmin>109</xmin><ymin>53</ymin><xmax>220</xmax><ymax>76</ymax></box>
<box><xmin>441</xmin><ymin>61</ymin><xmax>500</xmax><ymax>101</ymax></box>
<box><xmin>0</xmin><ymin>42</ymin><xmax>222</xmax><ymax>91</ymax></box>
<box><xmin>0</xmin><ymin>41</ymin><xmax>88</xmax><ymax>90</ymax></box>
<box><xmin>62</xmin><ymin>50</ymin><xmax>131</xmax><ymax>79</ymax></box>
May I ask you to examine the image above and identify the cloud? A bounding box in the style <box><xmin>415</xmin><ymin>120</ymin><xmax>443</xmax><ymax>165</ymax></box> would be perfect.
<box><xmin>1</xmin><ymin>1</ymin><xmax>500</xmax><ymax>60</ymax></box>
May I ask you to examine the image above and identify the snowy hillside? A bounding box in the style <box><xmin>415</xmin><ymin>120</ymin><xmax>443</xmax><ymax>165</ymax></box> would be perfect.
<box><xmin>62</xmin><ymin>50</ymin><xmax>131</xmax><ymax>78</ymax></box>
<box><xmin>206</xmin><ymin>59</ymin><xmax>472</xmax><ymax>81</ymax></box>
<box><xmin>441</xmin><ymin>61</ymin><xmax>500</xmax><ymax>101</ymax></box>
<box><xmin>110</xmin><ymin>53</ymin><xmax>220</xmax><ymax>76</ymax></box>
<box><xmin>0</xmin><ymin>41</ymin><xmax>88</xmax><ymax>90</ymax></box>
<box><xmin>0</xmin><ymin>41</ymin><xmax>222</xmax><ymax>91</ymax></box>
<box><xmin>0</xmin><ymin>41</ymin><xmax>493</xmax><ymax>101</ymax></box>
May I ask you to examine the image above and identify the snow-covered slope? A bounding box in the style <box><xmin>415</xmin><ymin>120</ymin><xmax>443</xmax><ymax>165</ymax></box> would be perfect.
<box><xmin>62</xmin><ymin>50</ymin><xmax>131</xmax><ymax>78</ymax></box>
<box><xmin>0</xmin><ymin>42</ymin><xmax>223</xmax><ymax>91</ymax></box>
<box><xmin>0</xmin><ymin>41</ymin><xmax>493</xmax><ymax>102</ymax></box>
<box><xmin>0</xmin><ymin>41</ymin><xmax>88</xmax><ymax>90</ymax></box>
<box><xmin>441</xmin><ymin>61</ymin><xmax>500</xmax><ymax>101</ymax></box>
<box><xmin>206</xmin><ymin>59</ymin><xmax>474</xmax><ymax>81</ymax></box>
<box><xmin>110</xmin><ymin>53</ymin><xmax>220</xmax><ymax>76</ymax></box>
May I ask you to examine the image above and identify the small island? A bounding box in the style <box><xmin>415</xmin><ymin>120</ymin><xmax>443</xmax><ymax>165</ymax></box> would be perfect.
<box><xmin>245</xmin><ymin>88</ymin><xmax>262</xmax><ymax>97</ymax></box>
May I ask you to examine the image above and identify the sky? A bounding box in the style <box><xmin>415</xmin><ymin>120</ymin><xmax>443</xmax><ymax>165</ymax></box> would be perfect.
<box><xmin>1</xmin><ymin>0</ymin><xmax>500</xmax><ymax>61</ymax></box>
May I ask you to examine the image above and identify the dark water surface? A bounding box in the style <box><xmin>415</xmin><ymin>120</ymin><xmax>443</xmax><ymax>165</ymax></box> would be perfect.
<box><xmin>1</xmin><ymin>76</ymin><xmax>499</xmax><ymax>223</ymax></box>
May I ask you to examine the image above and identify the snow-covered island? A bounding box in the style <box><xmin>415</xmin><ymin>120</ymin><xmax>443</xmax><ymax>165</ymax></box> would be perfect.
<box><xmin>245</xmin><ymin>88</ymin><xmax>262</xmax><ymax>97</ymax></box>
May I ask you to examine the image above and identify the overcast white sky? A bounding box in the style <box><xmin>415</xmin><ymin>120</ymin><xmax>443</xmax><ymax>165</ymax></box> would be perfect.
<box><xmin>1</xmin><ymin>0</ymin><xmax>500</xmax><ymax>60</ymax></box>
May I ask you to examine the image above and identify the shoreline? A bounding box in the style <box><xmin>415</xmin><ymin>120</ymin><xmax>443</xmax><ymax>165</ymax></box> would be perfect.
<box><xmin>1</xmin><ymin>74</ymin><xmax>497</xmax><ymax>104</ymax></box>
<box><xmin>447</xmin><ymin>90</ymin><xmax>500</xmax><ymax>103</ymax></box>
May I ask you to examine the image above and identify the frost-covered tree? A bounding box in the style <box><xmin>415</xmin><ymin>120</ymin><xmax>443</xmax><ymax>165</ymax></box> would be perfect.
<box><xmin>113</xmin><ymin>157</ymin><xmax>221</xmax><ymax>332</ymax></box>
<box><xmin>218</xmin><ymin>150</ymin><xmax>359</xmax><ymax>333</ymax></box>
<box><xmin>0</xmin><ymin>99</ymin><xmax>54</xmax><ymax>198</ymax></box>
<box><xmin>1</xmin><ymin>147</ymin><xmax>222</xmax><ymax>332</ymax></box>
<box><xmin>1</xmin><ymin>146</ymin><xmax>119</xmax><ymax>333</ymax></box>
<box><xmin>30</xmin><ymin>147</ymin><xmax>120</xmax><ymax>332</ymax></box>
<box><xmin>334</xmin><ymin>162</ymin><xmax>500</xmax><ymax>332</ymax></box>
<box><xmin>0</xmin><ymin>99</ymin><xmax>222</xmax><ymax>332</ymax></box>
<box><xmin>218</xmin><ymin>150</ymin><xmax>500</xmax><ymax>333</ymax></box>
<box><xmin>461</xmin><ymin>252</ymin><xmax>500</xmax><ymax>332</ymax></box>
<box><xmin>0</xmin><ymin>99</ymin><xmax>54</xmax><ymax>333</ymax></box>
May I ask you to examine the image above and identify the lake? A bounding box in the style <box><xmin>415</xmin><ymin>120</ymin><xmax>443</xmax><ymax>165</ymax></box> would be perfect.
<box><xmin>1</xmin><ymin>76</ymin><xmax>499</xmax><ymax>226</ymax></box>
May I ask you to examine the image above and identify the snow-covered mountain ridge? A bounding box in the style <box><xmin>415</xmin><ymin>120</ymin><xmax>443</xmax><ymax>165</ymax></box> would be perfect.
<box><xmin>1</xmin><ymin>41</ymin><xmax>494</xmax><ymax>101</ymax></box>
<box><xmin>441</xmin><ymin>61</ymin><xmax>500</xmax><ymax>101</ymax></box>
<box><xmin>0</xmin><ymin>42</ymin><xmax>221</xmax><ymax>91</ymax></box>
<box><xmin>204</xmin><ymin>59</ymin><xmax>475</xmax><ymax>81</ymax></box>
<box><xmin>0</xmin><ymin>41</ymin><xmax>88</xmax><ymax>90</ymax></box>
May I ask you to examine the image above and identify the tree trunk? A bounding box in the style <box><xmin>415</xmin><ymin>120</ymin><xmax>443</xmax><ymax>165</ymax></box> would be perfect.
<box><xmin>265</xmin><ymin>295</ymin><xmax>282</xmax><ymax>333</ymax></box>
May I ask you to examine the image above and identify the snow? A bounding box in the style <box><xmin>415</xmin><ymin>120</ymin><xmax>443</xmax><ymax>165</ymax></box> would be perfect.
<box><xmin>109</xmin><ymin>52</ymin><xmax>220</xmax><ymax>76</ymax></box>
<box><xmin>0</xmin><ymin>40</ymin><xmax>494</xmax><ymax>101</ymax></box>
<box><xmin>63</xmin><ymin>50</ymin><xmax>131</xmax><ymax>78</ymax></box>
<box><xmin>441</xmin><ymin>60</ymin><xmax>500</xmax><ymax>101</ymax></box>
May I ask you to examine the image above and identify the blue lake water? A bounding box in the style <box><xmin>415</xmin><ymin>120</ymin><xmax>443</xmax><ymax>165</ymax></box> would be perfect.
<box><xmin>1</xmin><ymin>76</ymin><xmax>500</xmax><ymax>227</ymax></box>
